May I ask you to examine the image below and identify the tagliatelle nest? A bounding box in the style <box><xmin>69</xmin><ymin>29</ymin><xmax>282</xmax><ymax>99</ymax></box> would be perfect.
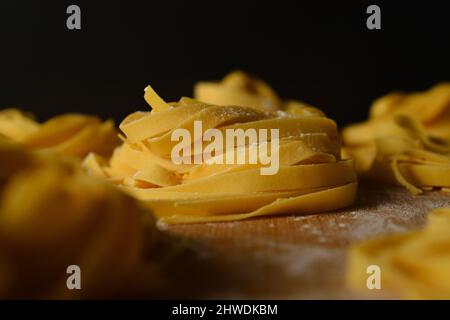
<box><xmin>348</xmin><ymin>207</ymin><xmax>450</xmax><ymax>299</ymax></box>
<box><xmin>342</xmin><ymin>83</ymin><xmax>450</xmax><ymax>194</ymax></box>
<box><xmin>0</xmin><ymin>109</ymin><xmax>120</xmax><ymax>158</ymax></box>
<box><xmin>83</xmin><ymin>71</ymin><xmax>357</xmax><ymax>224</ymax></box>
<box><xmin>0</xmin><ymin>141</ymin><xmax>161</xmax><ymax>298</ymax></box>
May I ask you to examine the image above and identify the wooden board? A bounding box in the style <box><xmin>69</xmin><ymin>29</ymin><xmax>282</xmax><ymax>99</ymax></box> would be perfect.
<box><xmin>161</xmin><ymin>181</ymin><xmax>450</xmax><ymax>299</ymax></box>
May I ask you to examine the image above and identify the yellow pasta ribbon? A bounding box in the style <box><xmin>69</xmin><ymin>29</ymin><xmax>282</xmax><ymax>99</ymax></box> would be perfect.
<box><xmin>342</xmin><ymin>83</ymin><xmax>450</xmax><ymax>194</ymax></box>
<box><xmin>0</xmin><ymin>109</ymin><xmax>120</xmax><ymax>158</ymax></box>
<box><xmin>85</xmin><ymin>73</ymin><xmax>357</xmax><ymax>224</ymax></box>
<box><xmin>348</xmin><ymin>207</ymin><xmax>450</xmax><ymax>299</ymax></box>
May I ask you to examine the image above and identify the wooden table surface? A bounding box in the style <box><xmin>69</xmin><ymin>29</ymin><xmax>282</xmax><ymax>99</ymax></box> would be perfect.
<box><xmin>159</xmin><ymin>181</ymin><xmax>450</xmax><ymax>299</ymax></box>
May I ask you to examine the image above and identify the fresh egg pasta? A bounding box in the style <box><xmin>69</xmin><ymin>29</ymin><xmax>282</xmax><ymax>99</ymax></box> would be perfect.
<box><xmin>84</xmin><ymin>72</ymin><xmax>357</xmax><ymax>224</ymax></box>
<box><xmin>342</xmin><ymin>84</ymin><xmax>450</xmax><ymax>194</ymax></box>
<box><xmin>348</xmin><ymin>207</ymin><xmax>450</xmax><ymax>299</ymax></box>
<box><xmin>0</xmin><ymin>140</ymin><xmax>162</xmax><ymax>298</ymax></box>
<box><xmin>0</xmin><ymin>109</ymin><xmax>119</xmax><ymax>158</ymax></box>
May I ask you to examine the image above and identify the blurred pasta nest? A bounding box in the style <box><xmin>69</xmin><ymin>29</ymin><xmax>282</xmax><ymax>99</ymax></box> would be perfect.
<box><xmin>0</xmin><ymin>109</ymin><xmax>119</xmax><ymax>158</ymax></box>
<box><xmin>348</xmin><ymin>207</ymin><xmax>450</xmax><ymax>299</ymax></box>
<box><xmin>0</xmin><ymin>137</ymin><xmax>160</xmax><ymax>298</ymax></box>
<box><xmin>342</xmin><ymin>83</ymin><xmax>450</xmax><ymax>194</ymax></box>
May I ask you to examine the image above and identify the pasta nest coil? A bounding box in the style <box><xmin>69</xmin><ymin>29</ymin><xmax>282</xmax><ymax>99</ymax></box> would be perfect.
<box><xmin>84</xmin><ymin>72</ymin><xmax>357</xmax><ymax>224</ymax></box>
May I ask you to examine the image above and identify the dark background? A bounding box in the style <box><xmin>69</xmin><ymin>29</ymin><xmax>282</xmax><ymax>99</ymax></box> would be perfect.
<box><xmin>0</xmin><ymin>1</ymin><xmax>449</xmax><ymax>126</ymax></box>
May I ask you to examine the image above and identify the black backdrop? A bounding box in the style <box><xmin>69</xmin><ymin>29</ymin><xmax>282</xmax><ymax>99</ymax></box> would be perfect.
<box><xmin>1</xmin><ymin>1</ymin><xmax>449</xmax><ymax>126</ymax></box>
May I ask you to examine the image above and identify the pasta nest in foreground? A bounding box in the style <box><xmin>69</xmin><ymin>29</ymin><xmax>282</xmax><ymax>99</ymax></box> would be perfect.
<box><xmin>84</xmin><ymin>72</ymin><xmax>357</xmax><ymax>224</ymax></box>
<box><xmin>0</xmin><ymin>141</ymin><xmax>159</xmax><ymax>298</ymax></box>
